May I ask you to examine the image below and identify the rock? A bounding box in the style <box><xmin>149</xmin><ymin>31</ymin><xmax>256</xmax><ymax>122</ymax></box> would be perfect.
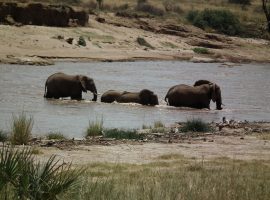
<box><xmin>66</xmin><ymin>37</ymin><xmax>74</xmax><ymax>44</ymax></box>
<box><xmin>95</xmin><ymin>17</ymin><xmax>105</xmax><ymax>23</ymax></box>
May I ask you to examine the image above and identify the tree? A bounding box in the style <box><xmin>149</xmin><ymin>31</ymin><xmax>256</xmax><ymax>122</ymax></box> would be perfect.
<box><xmin>262</xmin><ymin>0</ymin><xmax>270</xmax><ymax>32</ymax></box>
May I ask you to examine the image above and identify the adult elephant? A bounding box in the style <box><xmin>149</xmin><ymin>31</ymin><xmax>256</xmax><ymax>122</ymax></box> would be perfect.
<box><xmin>101</xmin><ymin>89</ymin><xmax>159</xmax><ymax>106</ymax></box>
<box><xmin>44</xmin><ymin>72</ymin><xmax>97</xmax><ymax>101</ymax></box>
<box><xmin>165</xmin><ymin>81</ymin><xmax>222</xmax><ymax>110</ymax></box>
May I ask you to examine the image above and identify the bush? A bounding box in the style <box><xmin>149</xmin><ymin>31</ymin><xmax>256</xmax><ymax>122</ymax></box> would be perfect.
<box><xmin>47</xmin><ymin>132</ymin><xmax>66</xmax><ymax>140</ymax></box>
<box><xmin>0</xmin><ymin>146</ymin><xmax>83</xmax><ymax>199</ymax></box>
<box><xmin>103</xmin><ymin>129</ymin><xmax>143</xmax><ymax>140</ymax></box>
<box><xmin>154</xmin><ymin>121</ymin><xmax>164</xmax><ymax>128</ymax></box>
<box><xmin>137</xmin><ymin>0</ymin><xmax>164</xmax><ymax>16</ymax></box>
<box><xmin>181</xmin><ymin>118</ymin><xmax>213</xmax><ymax>132</ymax></box>
<box><xmin>137</xmin><ymin>37</ymin><xmax>155</xmax><ymax>49</ymax></box>
<box><xmin>86</xmin><ymin>118</ymin><xmax>103</xmax><ymax>137</ymax></box>
<box><xmin>193</xmin><ymin>47</ymin><xmax>209</xmax><ymax>54</ymax></box>
<box><xmin>78</xmin><ymin>36</ymin><xmax>86</xmax><ymax>46</ymax></box>
<box><xmin>187</xmin><ymin>9</ymin><xmax>242</xmax><ymax>36</ymax></box>
<box><xmin>10</xmin><ymin>112</ymin><xmax>33</xmax><ymax>145</ymax></box>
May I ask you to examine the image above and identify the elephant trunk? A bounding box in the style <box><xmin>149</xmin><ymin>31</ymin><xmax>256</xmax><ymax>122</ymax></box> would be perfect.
<box><xmin>92</xmin><ymin>86</ymin><xmax>97</xmax><ymax>101</ymax></box>
<box><xmin>216</xmin><ymin>97</ymin><xmax>223</xmax><ymax>110</ymax></box>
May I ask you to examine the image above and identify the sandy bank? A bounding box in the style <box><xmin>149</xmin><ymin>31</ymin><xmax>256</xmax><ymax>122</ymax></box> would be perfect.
<box><xmin>0</xmin><ymin>13</ymin><xmax>269</xmax><ymax>65</ymax></box>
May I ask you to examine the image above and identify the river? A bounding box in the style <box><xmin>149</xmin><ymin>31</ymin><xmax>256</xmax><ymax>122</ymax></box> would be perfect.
<box><xmin>0</xmin><ymin>61</ymin><xmax>269</xmax><ymax>137</ymax></box>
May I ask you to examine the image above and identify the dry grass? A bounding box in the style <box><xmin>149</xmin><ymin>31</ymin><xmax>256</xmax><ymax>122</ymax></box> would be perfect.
<box><xmin>65</xmin><ymin>156</ymin><xmax>270</xmax><ymax>200</ymax></box>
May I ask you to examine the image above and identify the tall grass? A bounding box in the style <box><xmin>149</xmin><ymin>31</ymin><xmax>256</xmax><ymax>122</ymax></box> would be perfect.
<box><xmin>0</xmin><ymin>146</ymin><xmax>83</xmax><ymax>199</ymax></box>
<box><xmin>10</xmin><ymin>112</ymin><xmax>33</xmax><ymax>145</ymax></box>
<box><xmin>85</xmin><ymin>118</ymin><xmax>103</xmax><ymax>137</ymax></box>
<box><xmin>181</xmin><ymin>118</ymin><xmax>213</xmax><ymax>132</ymax></box>
<box><xmin>65</xmin><ymin>158</ymin><xmax>270</xmax><ymax>200</ymax></box>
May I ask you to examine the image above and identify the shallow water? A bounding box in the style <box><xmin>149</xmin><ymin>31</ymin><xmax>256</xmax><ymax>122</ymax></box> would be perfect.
<box><xmin>0</xmin><ymin>61</ymin><xmax>270</xmax><ymax>137</ymax></box>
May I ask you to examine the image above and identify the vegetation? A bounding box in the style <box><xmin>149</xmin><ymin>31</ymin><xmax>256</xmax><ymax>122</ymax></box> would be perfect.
<box><xmin>47</xmin><ymin>132</ymin><xmax>67</xmax><ymax>140</ymax></box>
<box><xmin>78</xmin><ymin>36</ymin><xmax>86</xmax><ymax>46</ymax></box>
<box><xmin>0</xmin><ymin>146</ymin><xmax>83</xmax><ymax>199</ymax></box>
<box><xmin>193</xmin><ymin>47</ymin><xmax>210</xmax><ymax>54</ymax></box>
<box><xmin>85</xmin><ymin>118</ymin><xmax>103</xmax><ymax>137</ymax></box>
<box><xmin>262</xmin><ymin>0</ymin><xmax>270</xmax><ymax>32</ymax></box>
<box><xmin>136</xmin><ymin>0</ymin><xmax>164</xmax><ymax>16</ymax></box>
<box><xmin>64</xmin><ymin>157</ymin><xmax>270</xmax><ymax>200</ymax></box>
<box><xmin>136</xmin><ymin>37</ymin><xmax>155</xmax><ymax>49</ymax></box>
<box><xmin>187</xmin><ymin>9</ymin><xmax>242</xmax><ymax>36</ymax></box>
<box><xmin>103</xmin><ymin>128</ymin><xmax>143</xmax><ymax>139</ymax></box>
<box><xmin>181</xmin><ymin>118</ymin><xmax>213</xmax><ymax>132</ymax></box>
<box><xmin>10</xmin><ymin>112</ymin><xmax>33</xmax><ymax>145</ymax></box>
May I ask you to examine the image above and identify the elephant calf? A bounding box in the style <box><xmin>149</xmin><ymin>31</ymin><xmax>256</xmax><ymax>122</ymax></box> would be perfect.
<box><xmin>44</xmin><ymin>72</ymin><xmax>97</xmax><ymax>101</ymax></box>
<box><xmin>101</xmin><ymin>89</ymin><xmax>159</xmax><ymax>106</ymax></box>
<box><xmin>165</xmin><ymin>80</ymin><xmax>223</xmax><ymax>110</ymax></box>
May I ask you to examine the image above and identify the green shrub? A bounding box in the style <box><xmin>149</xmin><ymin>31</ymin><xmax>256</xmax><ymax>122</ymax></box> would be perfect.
<box><xmin>47</xmin><ymin>132</ymin><xmax>66</xmax><ymax>140</ymax></box>
<box><xmin>10</xmin><ymin>112</ymin><xmax>33</xmax><ymax>145</ymax></box>
<box><xmin>181</xmin><ymin>118</ymin><xmax>213</xmax><ymax>132</ymax></box>
<box><xmin>86</xmin><ymin>118</ymin><xmax>103</xmax><ymax>137</ymax></box>
<box><xmin>78</xmin><ymin>36</ymin><xmax>86</xmax><ymax>46</ymax></box>
<box><xmin>0</xmin><ymin>146</ymin><xmax>83</xmax><ymax>199</ymax></box>
<box><xmin>187</xmin><ymin>9</ymin><xmax>242</xmax><ymax>36</ymax></box>
<box><xmin>137</xmin><ymin>37</ymin><xmax>155</xmax><ymax>49</ymax></box>
<box><xmin>0</xmin><ymin>130</ymin><xmax>8</xmax><ymax>143</ymax></box>
<box><xmin>193</xmin><ymin>47</ymin><xmax>209</xmax><ymax>54</ymax></box>
<box><xmin>103</xmin><ymin>129</ymin><xmax>143</xmax><ymax>140</ymax></box>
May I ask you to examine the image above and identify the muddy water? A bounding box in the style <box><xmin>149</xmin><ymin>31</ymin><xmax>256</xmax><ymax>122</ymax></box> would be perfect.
<box><xmin>0</xmin><ymin>61</ymin><xmax>270</xmax><ymax>137</ymax></box>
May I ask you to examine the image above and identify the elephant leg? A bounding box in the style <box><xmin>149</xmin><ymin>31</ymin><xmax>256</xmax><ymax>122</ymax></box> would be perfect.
<box><xmin>71</xmin><ymin>93</ymin><xmax>82</xmax><ymax>100</ymax></box>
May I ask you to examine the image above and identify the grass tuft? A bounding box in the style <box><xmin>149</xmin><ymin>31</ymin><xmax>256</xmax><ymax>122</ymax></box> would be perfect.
<box><xmin>181</xmin><ymin>118</ymin><xmax>213</xmax><ymax>132</ymax></box>
<box><xmin>47</xmin><ymin>132</ymin><xmax>67</xmax><ymax>140</ymax></box>
<box><xmin>10</xmin><ymin>112</ymin><xmax>33</xmax><ymax>145</ymax></box>
<box><xmin>85</xmin><ymin>118</ymin><xmax>103</xmax><ymax>137</ymax></box>
<box><xmin>154</xmin><ymin>121</ymin><xmax>165</xmax><ymax>128</ymax></box>
<box><xmin>103</xmin><ymin>128</ymin><xmax>143</xmax><ymax>140</ymax></box>
<box><xmin>193</xmin><ymin>47</ymin><xmax>210</xmax><ymax>54</ymax></box>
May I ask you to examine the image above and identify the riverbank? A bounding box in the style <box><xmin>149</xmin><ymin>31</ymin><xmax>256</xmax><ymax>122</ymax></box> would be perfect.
<box><xmin>0</xmin><ymin>12</ymin><xmax>270</xmax><ymax>66</ymax></box>
<box><xmin>17</xmin><ymin>121</ymin><xmax>269</xmax><ymax>164</ymax></box>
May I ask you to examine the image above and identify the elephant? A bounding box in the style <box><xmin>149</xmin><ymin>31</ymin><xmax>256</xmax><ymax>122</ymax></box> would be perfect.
<box><xmin>44</xmin><ymin>72</ymin><xmax>97</xmax><ymax>101</ymax></box>
<box><xmin>165</xmin><ymin>80</ymin><xmax>222</xmax><ymax>110</ymax></box>
<box><xmin>101</xmin><ymin>89</ymin><xmax>159</xmax><ymax>106</ymax></box>
<box><xmin>101</xmin><ymin>90</ymin><xmax>123</xmax><ymax>103</ymax></box>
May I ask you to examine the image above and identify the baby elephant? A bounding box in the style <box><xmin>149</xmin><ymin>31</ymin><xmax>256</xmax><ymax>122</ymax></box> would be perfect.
<box><xmin>101</xmin><ymin>89</ymin><xmax>159</xmax><ymax>106</ymax></box>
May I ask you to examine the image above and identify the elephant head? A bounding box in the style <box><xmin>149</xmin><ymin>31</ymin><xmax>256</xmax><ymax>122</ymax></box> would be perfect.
<box><xmin>209</xmin><ymin>83</ymin><xmax>222</xmax><ymax>110</ymax></box>
<box><xmin>78</xmin><ymin>75</ymin><xmax>97</xmax><ymax>101</ymax></box>
<box><xmin>139</xmin><ymin>89</ymin><xmax>159</xmax><ymax>106</ymax></box>
<box><xmin>194</xmin><ymin>80</ymin><xmax>223</xmax><ymax>110</ymax></box>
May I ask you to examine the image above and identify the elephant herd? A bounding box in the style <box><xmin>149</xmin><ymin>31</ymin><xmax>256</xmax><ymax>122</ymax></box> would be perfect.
<box><xmin>44</xmin><ymin>72</ymin><xmax>223</xmax><ymax>110</ymax></box>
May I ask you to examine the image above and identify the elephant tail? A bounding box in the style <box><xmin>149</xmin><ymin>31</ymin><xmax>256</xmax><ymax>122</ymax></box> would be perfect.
<box><xmin>44</xmin><ymin>81</ymin><xmax>47</xmax><ymax>98</ymax></box>
<box><xmin>164</xmin><ymin>94</ymin><xmax>169</xmax><ymax>105</ymax></box>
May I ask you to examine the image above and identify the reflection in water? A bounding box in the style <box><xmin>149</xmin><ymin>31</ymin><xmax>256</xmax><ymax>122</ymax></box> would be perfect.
<box><xmin>0</xmin><ymin>61</ymin><xmax>270</xmax><ymax>137</ymax></box>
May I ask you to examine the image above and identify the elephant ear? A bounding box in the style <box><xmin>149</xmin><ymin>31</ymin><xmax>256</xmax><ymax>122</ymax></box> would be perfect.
<box><xmin>79</xmin><ymin>76</ymin><xmax>87</xmax><ymax>92</ymax></box>
<box><xmin>210</xmin><ymin>84</ymin><xmax>217</xmax><ymax>102</ymax></box>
